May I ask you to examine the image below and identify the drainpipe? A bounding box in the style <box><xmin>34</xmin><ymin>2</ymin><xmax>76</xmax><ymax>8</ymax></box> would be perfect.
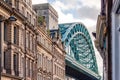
<box><xmin>101</xmin><ymin>0</ymin><xmax>106</xmax><ymax>15</ymax></box>
<box><xmin>106</xmin><ymin>0</ymin><xmax>112</xmax><ymax>80</ymax></box>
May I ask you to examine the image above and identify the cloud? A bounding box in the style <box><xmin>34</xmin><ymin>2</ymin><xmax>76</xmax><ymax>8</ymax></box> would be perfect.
<box><xmin>32</xmin><ymin>0</ymin><xmax>48</xmax><ymax>4</ymax></box>
<box><xmin>80</xmin><ymin>0</ymin><xmax>100</xmax><ymax>9</ymax></box>
<box><xmin>51</xmin><ymin>1</ymin><xmax>97</xmax><ymax>27</ymax></box>
<box><xmin>51</xmin><ymin>1</ymin><xmax>77</xmax><ymax>23</ymax></box>
<box><xmin>50</xmin><ymin>0</ymin><xmax>81</xmax><ymax>11</ymax></box>
<box><xmin>77</xmin><ymin>6</ymin><xmax>100</xmax><ymax>20</ymax></box>
<box><xmin>60</xmin><ymin>0</ymin><xmax>82</xmax><ymax>10</ymax></box>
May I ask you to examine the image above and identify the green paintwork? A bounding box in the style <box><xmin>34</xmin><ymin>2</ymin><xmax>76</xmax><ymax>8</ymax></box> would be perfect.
<box><xmin>59</xmin><ymin>22</ymin><xmax>98</xmax><ymax>74</ymax></box>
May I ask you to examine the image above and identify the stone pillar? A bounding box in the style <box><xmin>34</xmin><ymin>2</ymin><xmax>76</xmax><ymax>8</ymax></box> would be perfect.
<box><xmin>7</xmin><ymin>22</ymin><xmax>14</xmax><ymax>75</ymax></box>
<box><xmin>11</xmin><ymin>51</ymin><xmax>15</xmax><ymax>75</ymax></box>
<box><xmin>8</xmin><ymin>22</ymin><xmax>14</xmax><ymax>43</ymax></box>
<box><xmin>19</xmin><ymin>53</ymin><xmax>22</xmax><ymax>77</ymax></box>
<box><xmin>0</xmin><ymin>19</ymin><xmax>4</xmax><ymax>73</ymax></box>
<box><xmin>30</xmin><ymin>60</ymin><xmax>32</xmax><ymax>79</ymax></box>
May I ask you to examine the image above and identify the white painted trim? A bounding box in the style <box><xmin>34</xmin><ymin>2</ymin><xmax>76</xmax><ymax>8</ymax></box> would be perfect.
<box><xmin>112</xmin><ymin>0</ymin><xmax>120</xmax><ymax>80</ymax></box>
<box><xmin>112</xmin><ymin>12</ymin><xmax>116</xmax><ymax>80</ymax></box>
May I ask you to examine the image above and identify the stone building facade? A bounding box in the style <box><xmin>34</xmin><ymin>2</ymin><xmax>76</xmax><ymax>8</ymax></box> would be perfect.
<box><xmin>50</xmin><ymin>29</ymin><xmax>66</xmax><ymax>80</ymax></box>
<box><xmin>0</xmin><ymin>0</ymin><xmax>65</xmax><ymax>80</ymax></box>
<box><xmin>0</xmin><ymin>0</ymin><xmax>37</xmax><ymax>80</ymax></box>
<box><xmin>33</xmin><ymin>3</ymin><xmax>58</xmax><ymax>30</ymax></box>
<box><xmin>95</xmin><ymin>0</ymin><xmax>118</xmax><ymax>80</ymax></box>
<box><xmin>36</xmin><ymin>25</ymin><xmax>53</xmax><ymax>80</ymax></box>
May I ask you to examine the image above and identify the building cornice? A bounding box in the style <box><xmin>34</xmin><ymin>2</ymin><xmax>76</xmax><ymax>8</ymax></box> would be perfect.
<box><xmin>2</xmin><ymin>73</ymin><xmax>22</xmax><ymax>80</ymax></box>
<box><xmin>0</xmin><ymin>1</ymin><xmax>27</xmax><ymax>21</ymax></box>
<box><xmin>0</xmin><ymin>1</ymin><xmax>12</xmax><ymax>13</ymax></box>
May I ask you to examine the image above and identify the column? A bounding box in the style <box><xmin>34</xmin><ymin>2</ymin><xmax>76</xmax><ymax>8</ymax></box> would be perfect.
<box><xmin>8</xmin><ymin>21</ymin><xmax>15</xmax><ymax>75</ymax></box>
<box><xmin>7</xmin><ymin>22</ymin><xmax>14</xmax><ymax>43</ymax></box>
<box><xmin>11</xmin><ymin>51</ymin><xmax>15</xmax><ymax>75</ymax></box>
<box><xmin>0</xmin><ymin>20</ymin><xmax>4</xmax><ymax>72</ymax></box>
<box><xmin>19</xmin><ymin>53</ymin><xmax>22</xmax><ymax>77</ymax></box>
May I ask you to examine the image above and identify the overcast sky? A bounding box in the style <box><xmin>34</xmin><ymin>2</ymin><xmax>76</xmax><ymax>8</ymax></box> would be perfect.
<box><xmin>32</xmin><ymin>0</ymin><xmax>103</xmax><ymax>77</ymax></box>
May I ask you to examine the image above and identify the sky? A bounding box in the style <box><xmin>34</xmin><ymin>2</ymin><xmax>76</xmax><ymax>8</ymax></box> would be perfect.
<box><xmin>32</xmin><ymin>0</ymin><xmax>103</xmax><ymax>77</ymax></box>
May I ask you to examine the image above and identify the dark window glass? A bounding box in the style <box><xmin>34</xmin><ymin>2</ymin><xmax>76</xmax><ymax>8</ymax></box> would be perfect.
<box><xmin>27</xmin><ymin>59</ymin><xmax>30</xmax><ymax>77</ymax></box>
<box><xmin>14</xmin><ymin>27</ymin><xmax>17</xmax><ymax>44</ymax></box>
<box><xmin>4</xmin><ymin>52</ymin><xmax>6</xmax><ymax>69</ymax></box>
<box><xmin>13</xmin><ymin>53</ymin><xmax>19</xmax><ymax>76</ymax></box>
<box><xmin>4</xmin><ymin>22</ymin><xmax>7</xmax><ymax>41</ymax></box>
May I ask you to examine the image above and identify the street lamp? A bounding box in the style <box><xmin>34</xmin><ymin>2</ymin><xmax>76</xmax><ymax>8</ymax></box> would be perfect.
<box><xmin>0</xmin><ymin>15</ymin><xmax>17</xmax><ymax>80</ymax></box>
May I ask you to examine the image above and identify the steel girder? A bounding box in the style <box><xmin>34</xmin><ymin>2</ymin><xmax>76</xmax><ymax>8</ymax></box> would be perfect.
<box><xmin>59</xmin><ymin>22</ymin><xmax>98</xmax><ymax>74</ymax></box>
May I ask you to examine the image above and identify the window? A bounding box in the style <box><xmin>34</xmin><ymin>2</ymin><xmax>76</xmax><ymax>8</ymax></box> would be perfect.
<box><xmin>14</xmin><ymin>0</ymin><xmax>17</xmax><ymax>7</ymax></box>
<box><xmin>55</xmin><ymin>65</ymin><xmax>57</xmax><ymax>75</ymax></box>
<box><xmin>29</xmin><ymin>0</ymin><xmax>32</xmax><ymax>7</ymax></box>
<box><xmin>4</xmin><ymin>52</ymin><xmax>7</xmax><ymax>69</ymax></box>
<box><xmin>44</xmin><ymin>11</ymin><xmax>47</xmax><ymax>15</ymax></box>
<box><xmin>38</xmin><ymin>54</ymin><xmax>41</xmax><ymax>68</ymax></box>
<box><xmin>30</xmin><ymin>15</ymin><xmax>31</xmax><ymax>22</ymax></box>
<box><xmin>22</xmin><ymin>7</ymin><xmax>25</xmax><ymax>15</ymax></box>
<box><xmin>30</xmin><ymin>61</ymin><xmax>33</xmax><ymax>78</ymax></box>
<box><xmin>4</xmin><ymin>22</ymin><xmax>7</xmax><ymax>41</ymax></box>
<box><xmin>14</xmin><ymin>27</ymin><xmax>17</xmax><ymax>44</ymax></box>
<box><xmin>30</xmin><ymin>35</ymin><xmax>32</xmax><ymax>51</ymax></box>
<box><xmin>28</xmin><ymin>60</ymin><xmax>30</xmax><ymax>77</ymax></box>
<box><xmin>27</xmin><ymin>59</ymin><xmax>30</xmax><ymax>77</ymax></box>
<box><xmin>26</xmin><ymin>32</ymin><xmax>30</xmax><ymax>49</ymax></box>
<box><xmin>27</xmin><ymin>12</ymin><xmax>29</xmax><ymax>21</ymax></box>
<box><xmin>47</xmin><ymin>59</ymin><xmax>49</xmax><ymax>72</ymax></box>
<box><xmin>40</xmin><ymin>54</ymin><xmax>42</xmax><ymax>68</ymax></box>
<box><xmin>27</xmin><ymin>12</ymin><xmax>31</xmax><ymax>23</ymax></box>
<box><xmin>32</xmin><ymin>36</ymin><xmax>34</xmax><ymax>52</ymax></box>
<box><xmin>21</xmin><ymin>29</ymin><xmax>24</xmax><ymax>47</ymax></box>
<box><xmin>34</xmin><ymin>19</ymin><xmax>36</xmax><ymax>26</ymax></box>
<box><xmin>38</xmin><ymin>35</ymin><xmax>41</xmax><ymax>42</ymax></box>
<box><xmin>22</xmin><ymin>57</ymin><xmax>25</xmax><ymax>77</ymax></box>
<box><xmin>45</xmin><ymin>57</ymin><xmax>47</xmax><ymax>70</ymax></box>
<box><xmin>13</xmin><ymin>53</ymin><xmax>19</xmax><ymax>76</ymax></box>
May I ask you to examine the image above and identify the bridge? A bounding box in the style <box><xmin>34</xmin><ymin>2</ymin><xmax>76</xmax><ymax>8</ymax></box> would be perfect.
<box><xmin>59</xmin><ymin>22</ymin><xmax>100</xmax><ymax>80</ymax></box>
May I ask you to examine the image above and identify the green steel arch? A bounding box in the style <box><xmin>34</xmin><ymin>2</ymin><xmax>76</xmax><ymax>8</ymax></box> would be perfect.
<box><xmin>59</xmin><ymin>22</ymin><xmax>98</xmax><ymax>74</ymax></box>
